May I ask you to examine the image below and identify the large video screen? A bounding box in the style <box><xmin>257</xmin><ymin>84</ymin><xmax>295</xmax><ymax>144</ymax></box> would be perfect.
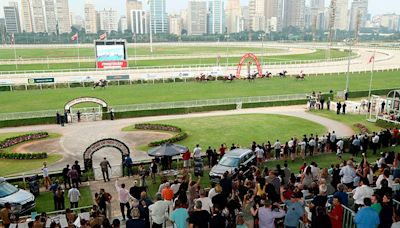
<box><xmin>96</xmin><ymin>45</ymin><xmax>125</xmax><ymax>62</ymax></box>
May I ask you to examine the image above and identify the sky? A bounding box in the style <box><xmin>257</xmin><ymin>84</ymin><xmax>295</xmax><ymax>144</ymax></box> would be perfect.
<box><xmin>0</xmin><ymin>0</ymin><xmax>399</xmax><ymax>19</ymax></box>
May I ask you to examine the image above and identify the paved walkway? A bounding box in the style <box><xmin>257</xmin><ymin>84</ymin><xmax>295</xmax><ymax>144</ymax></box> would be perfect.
<box><xmin>0</xmin><ymin>105</ymin><xmax>354</xmax><ymax>172</ymax></box>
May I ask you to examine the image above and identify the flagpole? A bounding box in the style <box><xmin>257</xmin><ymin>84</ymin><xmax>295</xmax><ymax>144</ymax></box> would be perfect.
<box><xmin>12</xmin><ymin>34</ymin><xmax>18</xmax><ymax>70</ymax></box>
<box><xmin>77</xmin><ymin>34</ymin><xmax>80</xmax><ymax>68</ymax></box>
<box><xmin>367</xmin><ymin>48</ymin><xmax>376</xmax><ymax>121</ymax></box>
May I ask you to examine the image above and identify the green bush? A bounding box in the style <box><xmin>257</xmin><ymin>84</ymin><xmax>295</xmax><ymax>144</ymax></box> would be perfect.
<box><xmin>0</xmin><ymin>152</ymin><xmax>47</xmax><ymax>160</ymax></box>
<box><xmin>134</xmin><ymin>123</ymin><xmax>189</xmax><ymax>146</ymax></box>
<box><xmin>0</xmin><ymin>132</ymin><xmax>49</xmax><ymax>149</ymax></box>
<box><xmin>0</xmin><ymin>117</ymin><xmax>55</xmax><ymax>128</ymax></box>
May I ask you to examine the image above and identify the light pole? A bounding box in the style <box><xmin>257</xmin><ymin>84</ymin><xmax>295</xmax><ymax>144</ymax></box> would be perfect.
<box><xmin>258</xmin><ymin>33</ymin><xmax>266</xmax><ymax>66</ymax></box>
<box><xmin>147</xmin><ymin>0</ymin><xmax>153</xmax><ymax>53</ymax></box>
<box><xmin>344</xmin><ymin>38</ymin><xmax>355</xmax><ymax>97</ymax></box>
<box><xmin>224</xmin><ymin>34</ymin><xmax>230</xmax><ymax>67</ymax></box>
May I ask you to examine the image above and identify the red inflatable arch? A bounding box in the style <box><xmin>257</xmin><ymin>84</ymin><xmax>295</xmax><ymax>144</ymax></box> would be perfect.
<box><xmin>236</xmin><ymin>53</ymin><xmax>263</xmax><ymax>78</ymax></box>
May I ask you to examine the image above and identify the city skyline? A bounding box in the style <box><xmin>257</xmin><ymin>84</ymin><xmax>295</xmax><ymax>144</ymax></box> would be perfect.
<box><xmin>1</xmin><ymin>0</ymin><xmax>400</xmax><ymax>19</ymax></box>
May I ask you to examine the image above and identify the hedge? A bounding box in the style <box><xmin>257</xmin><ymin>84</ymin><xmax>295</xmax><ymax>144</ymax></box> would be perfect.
<box><xmin>134</xmin><ymin>123</ymin><xmax>188</xmax><ymax>147</ymax></box>
<box><xmin>348</xmin><ymin>88</ymin><xmax>394</xmax><ymax>99</ymax></box>
<box><xmin>0</xmin><ymin>117</ymin><xmax>55</xmax><ymax>128</ymax></box>
<box><xmin>0</xmin><ymin>152</ymin><xmax>47</xmax><ymax>159</ymax></box>
<box><xmin>0</xmin><ymin>132</ymin><xmax>49</xmax><ymax>149</ymax></box>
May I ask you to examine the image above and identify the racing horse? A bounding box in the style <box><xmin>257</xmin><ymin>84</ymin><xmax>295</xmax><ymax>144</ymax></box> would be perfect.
<box><xmin>296</xmin><ymin>71</ymin><xmax>306</xmax><ymax>80</ymax></box>
<box><xmin>195</xmin><ymin>73</ymin><xmax>210</xmax><ymax>82</ymax></box>
<box><xmin>93</xmin><ymin>79</ymin><xmax>108</xmax><ymax>89</ymax></box>
<box><xmin>223</xmin><ymin>74</ymin><xmax>236</xmax><ymax>82</ymax></box>
<box><xmin>278</xmin><ymin>70</ymin><xmax>287</xmax><ymax>77</ymax></box>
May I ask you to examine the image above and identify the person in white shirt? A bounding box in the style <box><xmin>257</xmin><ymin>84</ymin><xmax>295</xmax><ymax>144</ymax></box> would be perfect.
<box><xmin>308</xmin><ymin>138</ymin><xmax>316</xmax><ymax>156</ymax></box>
<box><xmin>372</xmin><ymin>133</ymin><xmax>380</xmax><ymax>155</ymax></box>
<box><xmin>336</xmin><ymin>139</ymin><xmax>344</xmax><ymax>155</ymax></box>
<box><xmin>42</xmin><ymin>162</ymin><xmax>51</xmax><ymax>189</ymax></box>
<box><xmin>67</xmin><ymin>185</ymin><xmax>80</xmax><ymax>208</ymax></box>
<box><xmin>376</xmin><ymin>169</ymin><xmax>394</xmax><ymax>188</ymax></box>
<box><xmin>256</xmin><ymin>146</ymin><xmax>264</xmax><ymax>164</ymax></box>
<box><xmin>273</xmin><ymin>140</ymin><xmax>281</xmax><ymax>159</ymax></box>
<box><xmin>352</xmin><ymin>177</ymin><xmax>374</xmax><ymax>211</ymax></box>
<box><xmin>208</xmin><ymin>184</ymin><xmax>222</xmax><ymax>200</ymax></box>
<box><xmin>149</xmin><ymin>193</ymin><xmax>169</xmax><ymax>227</ymax></box>
<box><xmin>193</xmin><ymin>144</ymin><xmax>202</xmax><ymax>159</ymax></box>
<box><xmin>288</xmin><ymin>138</ymin><xmax>294</xmax><ymax>161</ymax></box>
<box><xmin>339</xmin><ymin>160</ymin><xmax>357</xmax><ymax>189</ymax></box>
<box><xmin>299</xmin><ymin>141</ymin><xmax>307</xmax><ymax>159</ymax></box>
<box><xmin>195</xmin><ymin>189</ymin><xmax>213</xmax><ymax>214</ymax></box>
<box><xmin>170</xmin><ymin>180</ymin><xmax>181</xmax><ymax>195</ymax></box>
<box><xmin>115</xmin><ymin>179</ymin><xmax>134</xmax><ymax>220</ymax></box>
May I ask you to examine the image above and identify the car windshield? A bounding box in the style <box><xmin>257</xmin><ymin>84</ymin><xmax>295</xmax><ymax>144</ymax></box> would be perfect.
<box><xmin>219</xmin><ymin>157</ymin><xmax>239</xmax><ymax>167</ymax></box>
<box><xmin>0</xmin><ymin>181</ymin><xmax>19</xmax><ymax>198</ymax></box>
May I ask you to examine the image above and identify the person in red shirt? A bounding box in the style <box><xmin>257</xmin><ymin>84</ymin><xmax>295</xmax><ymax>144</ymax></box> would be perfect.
<box><xmin>299</xmin><ymin>162</ymin><xmax>307</xmax><ymax>173</ymax></box>
<box><xmin>183</xmin><ymin>150</ymin><xmax>191</xmax><ymax>170</ymax></box>
<box><xmin>393</xmin><ymin>128</ymin><xmax>399</xmax><ymax>146</ymax></box>
<box><xmin>328</xmin><ymin>196</ymin><xmax>344</xmax><ymax>228</ymax></box>
<box><xmin>219</xmin><ymin>144</ymin><xmax>226</xmax><ymax>159</ymax></box>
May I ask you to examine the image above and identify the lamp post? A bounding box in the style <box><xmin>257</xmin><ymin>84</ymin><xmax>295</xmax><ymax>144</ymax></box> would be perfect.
<box><xmin>344</xmin><ymin>38</ymin><xmax>355</xmax><ymax>98</ymax></box>
<box><xmin>258</xmin><ymin>33</ymin><xmax>266</xmax><ymax>66</ymax></box>
<box><xmin>224</xmin><ymin>34</ymin><xmax>230</xmax><ymax>67</ymax></box>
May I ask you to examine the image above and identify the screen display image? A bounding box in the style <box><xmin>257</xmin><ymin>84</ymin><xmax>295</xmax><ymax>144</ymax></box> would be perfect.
<box><xmin>96</xmin><ymin>45</ymin><xmax>125</xmax><ymax>62</ymax></box>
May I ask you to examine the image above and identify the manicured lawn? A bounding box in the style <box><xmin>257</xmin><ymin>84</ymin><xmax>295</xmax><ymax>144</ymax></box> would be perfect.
<box><xmin>0</xmin><ymin>70</ymin><xmax>398</xmax><ymax>113</ymax></box>
<box><xmin>131</xmin><ymin>114</ymin><xmax>326</xmax><ymax>151</ymax></box>
<box><xmin>309</xmin><ymin>110</ymin><xmax>382</xmax><ymax>134</ymax></box>
<box><xmin>0</xmin><ymin>46</ymin><xmax>281</xmax><ymax>59</ymax></box>
<box><xmin>0</xmin><ymin>132</ymin><xmax>63</xmax><ymax>177</ymax></box>
<box><xmin>34</xmin><ymin>186</ymin><xmax>93</xmax><ymax>213</ymax></box>
<box><xmin>0</xmin><ymin>49</ymin><xmax>349</xmax><ymax>72</ymax></box>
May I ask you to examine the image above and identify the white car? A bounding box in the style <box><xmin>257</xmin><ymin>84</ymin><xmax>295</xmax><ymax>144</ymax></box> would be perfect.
<box><xmin>0</xmin><ymin>177</ymin><xmax>35</xmax><ymax>215</ymax></box>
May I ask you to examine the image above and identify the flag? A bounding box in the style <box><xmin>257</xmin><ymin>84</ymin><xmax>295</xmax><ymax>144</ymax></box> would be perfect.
<box><xmin>368</xmin><ymin>55</ymin><xmax>375</xmax><ymax>64</ymax></box>
<box><xmin>99</xmin><ymin>32</ymin><xmax>107</xmax><ymax>40</ymax></box>
<box><xmin>11</xmin><ymin>33</ymin><xmax>14</xmax><ymax>45</ymax></box>
<box><xmin>71</xmin><ymin>33</ymin><xmax>78</xmax><ymax>41</ymax></box>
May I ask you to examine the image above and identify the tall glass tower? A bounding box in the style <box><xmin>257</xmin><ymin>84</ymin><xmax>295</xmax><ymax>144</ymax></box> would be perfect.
<box><xmin>149</xmin><ymin>0</ymin><xmax>168</xmax><ymax>34</ymax></box>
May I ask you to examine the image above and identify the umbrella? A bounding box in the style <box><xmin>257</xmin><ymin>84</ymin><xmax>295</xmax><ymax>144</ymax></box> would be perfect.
<box><xmin>147</xmin><ymin>143</ymin><xmax>188</xmax><ymax>157</ymax></box>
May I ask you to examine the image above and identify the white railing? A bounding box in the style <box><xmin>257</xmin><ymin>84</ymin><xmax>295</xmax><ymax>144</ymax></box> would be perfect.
<box><xmin>0</xmin><ymin>53</ymin><xmax>359</xmax><ymax>75</ymax></box>
<box><xmin>0</xmin><ymin>93</ymin><xmax>308</xmax><ymax>121</ymax></box>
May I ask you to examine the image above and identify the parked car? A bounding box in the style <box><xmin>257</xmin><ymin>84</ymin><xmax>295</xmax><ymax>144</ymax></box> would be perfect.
<box><xmin>209</xmin><ymin>148</ymin><xmax>256</xmax><ymax>182</ymax></box>
<box><xmin>0</xmin><ymin>177</ymin><xmax>35</xmax><ymax>215</ymax></box>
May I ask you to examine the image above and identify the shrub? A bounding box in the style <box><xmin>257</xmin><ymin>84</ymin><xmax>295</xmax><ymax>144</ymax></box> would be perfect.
<box><xmin>0</xmin><ymin>152</ymin><xmax>47</xmax><ymax>160</ymax></box>
<box><xmin>0</xmin><ymin>132</ymin><xmax>49</xmax><ymax>149</ymax></box>
<box><xmin>354</xmin><ymin>123</ymin><xmax>370</xmax><ymax>134</ymax></box>
<box><xmin>134</xmin><ymin>123</ymin><xmax>188</xmax><ymax>147</ymax></box>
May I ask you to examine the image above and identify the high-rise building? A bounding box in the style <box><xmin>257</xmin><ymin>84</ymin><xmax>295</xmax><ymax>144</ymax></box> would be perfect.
<box><xmin>119</xmin><ymin>16</ymin><xmax>128</xmax><ymax>33</ymax></box>
<box><xmin>309</xmin><ymin>0</ymin><xmax>325</xmax><ymax>30</ymax></box>
<box><xmin>180</xmin><ymin>9</ymin><xmax>188</xmax><ymax>31</ymax></box>
<box><xmin>43</xmin><ymin>0</ymin><xmax>57</xmax><ymax>33</ymax></box>
<box><xmin>239</xmin><ymin>6</ymin><xmax>249</xmax><ymax>31</ymax></box>
<box><xmin>149</xmin><ymin>0</ymin><xmax>168</xmax><ymax>34</ymax></box>
<box><xmin>3</xmin><ymin>2</ymin><xmax>21</xmax><ymax>33</ymax></box>
<box><xmin>56</xmin><ymin>0</ymin><xmax>71</xmax><ymax>34</ymax></box>
<box><xmin>169</xmin><ymin>14</ymin><xmax>182</xmax><ymax>35</ymax></box>
<box><xmin>97</xmin><ymin>9</ymin><xmax>119</xmax><ymax>33</ymax></box>
<box><xmin>187</xmin><ymin>0</ymin><xmax>207</xmax><ymax>35</ymax></box>
<box><xmin>208</xmin><ymin>0</ymin><xmax>225</xmax><ymax>34</ymax></box>
<box><xmin>349</xmin><ymin>0</ymin><xmax>368</xmax><ymax>31</ymax></box>
<box><xmin>84</xmin><ymin>0</ymin><xmax>97</xmax><ymax>33</ymax></box>
<box><xmin>130</xmin><ymin>10</ymin><xmax>147</xmax><ymax>34</ymax></box>
<box><xmin>226</xmin><ymin>0</ymin><xmax>241</xmax><ymax>33</ymax></box>
<box><xmin>379</xmin><ymin>14</ymin><xmax>400</xmax><ymax>31</ymax></box>
<box><xmin>249</xmin><ymin>0</ymin><xmax>265</xmax><ymax>31</ymax></box>
<box><xmin>264</xmin><ymin>0</ymin><xmax>283</xmax><ymax>31</ymax></box>
<box><xmin>126</xmin><ymin>0</ymin><xmax>142</xmax><ymax>32</ymax></box>
<box><xmin>283</xmin><ymin>0</ymin><xmax>305</xmax><ymax>29</ymax></box>
<box><xmin>31</xmin><ymin>0</ymin><xmax>46</xmax><ymax>33</ymax></box>
<box><xmin>335</xmin><ymin>0</ymin><xmax>349</xmax><ymax>30</ymax></box>
<box><xmin>21</xmin><ymin>0</ymin><xmax>33</xmax><ymax>32</ymax></box>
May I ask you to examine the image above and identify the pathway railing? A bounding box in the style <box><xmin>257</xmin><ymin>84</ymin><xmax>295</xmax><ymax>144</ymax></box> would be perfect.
<box><xmin>342</xmin><ymin>204</ymin><xmax>356</xmax><ymax>228</ymax></box>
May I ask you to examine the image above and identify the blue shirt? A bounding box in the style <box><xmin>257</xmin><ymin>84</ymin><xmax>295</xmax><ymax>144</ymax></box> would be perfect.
<box><xmin>354</xmin><ymin>206</ymin><xmax>380</xmax><ymax>228</ymax></box>
<box><xmin>170</xmin><ymin>208</ymin><xmax>189</xmax><ymax>228</ymax></box>
<box><xmin>284</xmin><ymin>200</ymin><xmax>305</xmax><ymax>227</ymax></box>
